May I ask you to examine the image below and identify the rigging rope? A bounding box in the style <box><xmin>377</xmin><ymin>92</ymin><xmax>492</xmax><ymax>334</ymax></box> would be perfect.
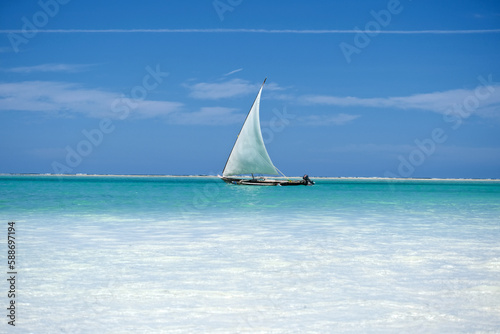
<box><xmin>274</xmin><ymin>165</ymin><xmax>291</xmax><ymax>181</ymax></box>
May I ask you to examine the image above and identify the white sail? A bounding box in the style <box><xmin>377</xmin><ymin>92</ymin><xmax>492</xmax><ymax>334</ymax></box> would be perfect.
<box><xmin>222</xmin><ymin>80</ymin><xmax>279</xmax><ymax>177</ymax></box>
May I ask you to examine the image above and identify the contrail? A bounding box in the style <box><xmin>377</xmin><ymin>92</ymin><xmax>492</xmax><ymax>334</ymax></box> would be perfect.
<box><xmin>1</xmin><ymin>28</ymin><xmax>500</xmax><ymax>34</ymax></box>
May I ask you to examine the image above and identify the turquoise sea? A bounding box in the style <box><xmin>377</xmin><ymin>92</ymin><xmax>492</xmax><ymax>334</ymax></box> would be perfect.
<box><xmin>1</xmin><ymin>175</ymin><xmax>500</xmax><ymax>333</ymax></box>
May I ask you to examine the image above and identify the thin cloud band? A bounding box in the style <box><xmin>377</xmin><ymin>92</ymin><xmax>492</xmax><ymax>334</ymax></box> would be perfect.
<box><xmin>1</xmin><ymin>28</ymin><xmax>500</xmax><ymax>34</ymax></box>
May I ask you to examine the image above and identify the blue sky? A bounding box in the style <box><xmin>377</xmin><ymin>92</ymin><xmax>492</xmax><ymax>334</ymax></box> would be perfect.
<box><xmin>1</xmin><ymin>0</ymin><xmax>499</xmax><ymax>178</ymax></box>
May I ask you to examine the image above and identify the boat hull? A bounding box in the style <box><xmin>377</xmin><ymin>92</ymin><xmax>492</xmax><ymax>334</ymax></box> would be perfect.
<box><xmin>219</xmin><ymin>176</ymin><xmax>311</xmax><ymax>186</ymax></box>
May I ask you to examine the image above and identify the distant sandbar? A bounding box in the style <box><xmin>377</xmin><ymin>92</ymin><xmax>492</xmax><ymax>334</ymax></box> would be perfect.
<box><xmin>1</xmin><ymin>173</ymin><xmax>499</xmax><ymax>182</ymax></box>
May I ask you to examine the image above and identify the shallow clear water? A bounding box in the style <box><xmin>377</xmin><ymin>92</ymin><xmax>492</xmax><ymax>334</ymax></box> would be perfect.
<box><xmin>1</xmin><ymin>176</ymin><xmax>499</xmax><ymax>333</ymax></box>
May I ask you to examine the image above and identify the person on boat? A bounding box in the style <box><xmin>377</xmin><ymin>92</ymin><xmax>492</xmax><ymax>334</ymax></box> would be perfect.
<box><xmin>302</xmin><ymin>174</ymin><xmax>314</xmax><ymax>185</ymax></box>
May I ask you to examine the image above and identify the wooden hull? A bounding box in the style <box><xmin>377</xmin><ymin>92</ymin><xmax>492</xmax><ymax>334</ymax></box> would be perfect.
<box><xmin>219</xmin><ymin>176</ymin><xmax>312</xmax><ymax>186</ymax></box>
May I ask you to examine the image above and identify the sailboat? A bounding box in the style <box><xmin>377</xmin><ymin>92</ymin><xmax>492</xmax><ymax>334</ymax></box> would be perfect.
<box><xmin>219</xmin><ymin>78</ymin><xmax>314</xmax><ymax>186</ymax></box>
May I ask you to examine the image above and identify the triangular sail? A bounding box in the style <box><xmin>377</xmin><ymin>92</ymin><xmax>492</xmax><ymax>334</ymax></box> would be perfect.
<box><xmin>222</xmin><ymin>79</ymin><xmax>279</xmax><ymax>177</ymax></box>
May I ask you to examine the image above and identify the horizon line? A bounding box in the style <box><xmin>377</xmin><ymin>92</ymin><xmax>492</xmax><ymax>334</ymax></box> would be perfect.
<box><xmin>1</xmin><ymin>28</ymin><xmax>500</xmax><ymax>34</ymax></box>
<box><xmin>1</xmin><ymin>173</ymin><xmax>499</xmax><ymax>181</ymax></box>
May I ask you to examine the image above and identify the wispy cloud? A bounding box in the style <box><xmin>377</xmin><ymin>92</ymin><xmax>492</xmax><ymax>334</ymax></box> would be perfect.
<box><xmin>131</xmin><ymin>100</ymin><xmax>184</xmax><ymax>118</ymax></box>
<box><xmin>319</xmin><ymin>143</ymin><xmax>500</xmax><ymax>161</ymax></box>
<box><xmin>30</xmin><ymin>147</ymin><xmax>67</xmax><ymax>160</ymax></box>
<box><xmin>186</xmin><ymin>78</ymin><xmax>284</xmax><ymax>100</ymax></box>
<box><xmin>1</xmin><ymin>29</ymin><xmax>500</xmax><ymax>34</ymax></box>
<box><xmin>4</xmin><ymin>63</ymin><xmax>94</xmax><ymax>73</ymax></box>
<box><xmin>224</xmin><ymin>68</ymin><xmax>243</xmax><ymax>76</ymax></box>
<box><xmin>299</xmin><ymin>113</ymin><xmax>360</xmax><ymax>126</ymax></box>
<box><xmin>320</xmin><ymin>143</ymin><xmax>415</xmax><ymax>154</ymax></box>
<box><xmin>473</xmin><ymin>12</ymin><xmax>500</xmax><ymax>19</ymax></box>
<box><xmin>0</xmin><ymin>81</ymin><xmax>183</xmax><ymax>119</ymax></box>
<box><xmin>168</xmin><ymin>107</ymin><xmax>243</xmax><ymax>125</ymax></box>
<box><xmin>187</xmin><ymin>79</ymin><xmax>256</xmax><ymax>99</ymax></box>
<box><xmin>301</xmin><ymin>85</ymin><xmax>500</xmax><ymax>118</ymax></box>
